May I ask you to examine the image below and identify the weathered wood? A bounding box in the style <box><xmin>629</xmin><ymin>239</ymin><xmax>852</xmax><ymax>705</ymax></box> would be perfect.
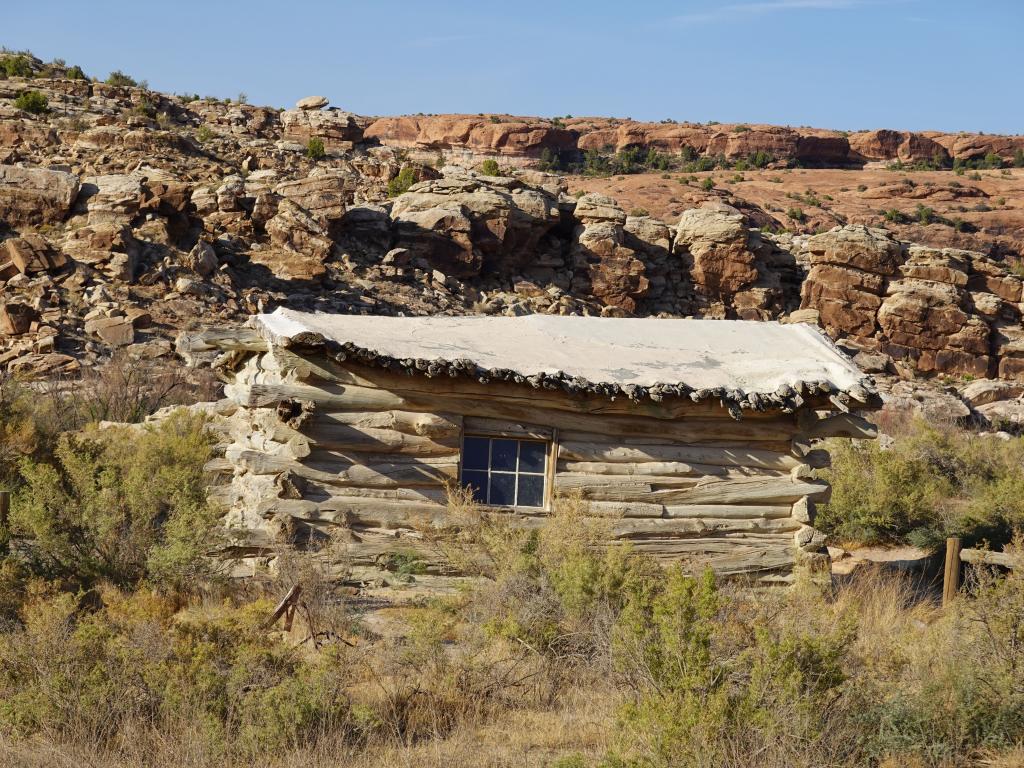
<box><xmin>300</xmin><ymin>421</ymin><xmax>460</xmax><ymax>457</ymax></box>
<box><xmin>558</xmin><ymin>460</ymin><xmax>786</xmax><ymax>479</ymax></box>
<box><xmin>463</xmin><ymin>416</ymin><xmax>554</xmax><ymax>440</ymax></box>
<box><xmin>229</xmin><ymin>448</ymin><xmax>457</xmax><ymax>488</ymax></box>
<box><xmin>960</xmin><ymin>548</ymin><xmax>1020</xmax><ymax>569</ymax></box>
<box><xmin>258</xmin><ymin>497</ymin><xmax>449</xmax><ymax>529</ymax></box>
<box><xmin>943</xmin><ymin>537</ymin><xmax>962</xmax><ymax>607</ymax></box>
<box><xmin>263</xmin><ymin>585</ymin><xmax>302</xmax><ymax>630</ymax></box>
<box><xmin>301</xmin><ymin>480</ymin><xmax>449</xmax><ymax>504</ymax></box>
<box><xmin>0</xmin><ymin>491</ymin><xmax>8</xmax><ymax>529</ymax></box>
<box><xmin>655</xmin><ymin>476</ymin><xmax>831</xmax><ymax>506</ymax></box>
<box><xmin>557</xmin><ymin>429</ymin><xmax>790</xmax><ymax>452</ymax></box>
<box><xmin>178</xmin><ymin>328</ymin><xmax>269</xmax><ymax>355</ymax></box>
<box><xmin>613</xmin><ymin>516</ymin><xmax>801</xmax><ymax>538</ymax></box>
<box><xmin>264</xmin><ymin>350</ymin><xmax>820</xmax><ymax>420</ymax></box>
<box><xmin>800</xmin><ymin>411</ymin><xmax>878</xmax><ymax>439</ymax></box>
<box><xmin>317</xmin><ymin>410</ymin><xmax>461</xmax><ymax>438</ymax></box>
<box><xmin>622</xmin><ymin>535</ymin><xmax>796</xmax><ymax>575</ymax></box>
<box><xmin>663</xmin><ymin>504</ymin><xmax>794</xmax><ymax>519</ymax></box>
<box><xmin>558</xmin><ymin>441</ymin><xmax>804</xmax><ymax>470</ymax></box>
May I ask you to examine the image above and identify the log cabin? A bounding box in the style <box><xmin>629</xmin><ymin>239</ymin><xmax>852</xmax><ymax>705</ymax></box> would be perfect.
<box><xmin>181</xmin><ymin>308</ymin><xmax>880</xmax><ymax>583</ymax></box>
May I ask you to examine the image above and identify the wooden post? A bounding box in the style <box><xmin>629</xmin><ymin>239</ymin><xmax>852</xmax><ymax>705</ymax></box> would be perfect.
<box><xmin>943</xmin><ymin>537</ymin><xmax>962</xmax><ymax>607</ymax></box>
<box><xmin>0</xmin><ymin>491</ymin><xmax>9</xmax><ymax>530</ymax></box>
<box><xmin>263</xmin><ymin>584</ymin><xmax>302</xmax><ymax>629</ymax></box>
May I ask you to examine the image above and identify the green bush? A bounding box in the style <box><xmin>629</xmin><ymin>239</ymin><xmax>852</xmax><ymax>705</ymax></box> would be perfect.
<box><xmin>195</xmin><ymin>125</ymin><xmax>215</xmax><ymax>143</ymax></box>
<box><xmin>105</xmin><ymin>70</ymin><xmax>138</xmax><ymax>87</ymax></box>
<box><xmin>785</xmin><ymin>206</ymin><xmax>805</xmax><ymax>222</ymax></box>
<box><xmin>65</xmin><ymin>64</ymin><xmax>87</xmax><ymax>80</ymax></box>
<box><xmin>10</xmin><ymin>410</ymin><xmax>220</xmax><ymax>594</ymax></box>
<box><xmin>819</xmin><ymin>418</ymin><xmax>1024</xmax><ymax>548</ymax></box>
<box><xmin>480</xmin><ymin>158</ymin><xmax>501</xmax><ymax>176</ymax></box>
<box><xmin>0</xmin><ymin>588</ymin><xmax>352</xmax><ymax>756</ymax></box>
<box><xmin>13</xmin><ymin>90</ymin><xmax>48</xmax><ymax>115</ymax></box>
<box><xmin>305</xmin><ymin>137</ymin><xmax>326</xmax><ymax>160</ymax></box>
<box><xmin>387</xmin><ymin>166</ymin><xmax>417</xmax><ymax>197</ymax></box>
<box><xmin>0</xmin><ymin>55</ymin><xmax>33</xmax><ymax>78</ymax></box>
<box><xmin>700</xmin><ymin>177</ymin><xmax>715</xmax><ymax>191</ymax></box>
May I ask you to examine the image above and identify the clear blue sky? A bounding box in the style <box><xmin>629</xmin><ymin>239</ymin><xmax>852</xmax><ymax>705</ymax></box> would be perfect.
<box><xmin>4</xmin><ymin>0</ymin><xmax>1021</xmax><ymax>133</ymax></box>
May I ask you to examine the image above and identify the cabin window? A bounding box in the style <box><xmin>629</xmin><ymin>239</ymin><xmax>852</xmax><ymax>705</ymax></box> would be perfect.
<box><xmin>460</xmin><ymin>436</ymin><xmax>548</xmax><ymax>508</ymax></box>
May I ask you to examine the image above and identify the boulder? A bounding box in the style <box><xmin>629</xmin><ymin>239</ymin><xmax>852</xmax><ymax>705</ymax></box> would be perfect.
<box><xmin>183</xmin><ymin>240</ymin><xmax>218</xmax><ymax>277</ymax></box>
<box><xmin>77</xmin><ymin>173</ymin><xmax>146</xmax><ymax>223</ymax></box>
<box><xmin>84</xmin><ymin>316</ymin><xmax>135</xmax><ymax>347</ymax></box>
<box><xmin>960</xmin><ymin>379</ymin><xmax>1024</xmax><ymax>407</ymax></box>
<box><xmin>258</xmin><ymin>200</ymin><xmax>335</xmax><ymax>280</ymax></box>
<box><xmin>0</xmin><ymin>233</ymin><xmax>67</xmax><ymax>275</ymax></box>
<box><xmin>0</xmin><ymin>165</ymin><xmax>80</xmax><ymax>227</ymax></box>
<box><xmin>281</xmin><ymin>108</ymin><xmax>363</xmax><ymax>151</ymax></box>
<box><xmin>390</xmin><ymin>171</ymin><xmax>561</xmax><ymax>277</ymax></box>
<box><xmin>61</xmin><ymin>224</ymin><xmax>140</xmax><ymax>281</ymax></box>
<box><xmin>674</xmin><ymin>203</ymin><xmax>758</xmax><ymax>299</ymax></box>
<box><xmin>274</xmin><ymin>169</ymin><xmax>355</xmax><ymax>223</ymax></box>
<box><xmin>803</xmin><ymin>224</ymin><xmax>903</xmax><ymax>274</ymax></box>
<box><xmin>0</xmin><ymin>302</ymin><xmax>36</xmax><ymax>336</ymax></box>
<box><xmin>296</xmin><ymin>95</ymin><xmax>329</xmax><ymax>110</ymax></box>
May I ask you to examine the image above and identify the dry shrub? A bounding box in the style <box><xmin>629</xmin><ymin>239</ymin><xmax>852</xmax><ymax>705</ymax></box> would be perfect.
<box><xmin>820</xmin><ymin>416</ymin><xmax>1024</xmax><ymax>550</ymax></box>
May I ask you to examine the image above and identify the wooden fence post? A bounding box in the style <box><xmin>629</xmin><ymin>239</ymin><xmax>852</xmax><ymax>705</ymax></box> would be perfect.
<box><xmin>943</xmin><ymin>537</ymin><xmax>962</xmax><ymax>607</ymax></box>
<box><xmin>0</xmin><ymin>490</ymin><xmax>9</xmax><ymax>530</ymax></box>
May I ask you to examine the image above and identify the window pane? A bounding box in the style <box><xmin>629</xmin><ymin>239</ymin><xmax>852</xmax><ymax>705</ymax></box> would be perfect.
<box><xmin>491</xmin><ymin>439</ymin><xmax>517</xmax><ymax>471</ymax></box>
<box><xmin>517</xmin><ymin>475</ymin><xmax>545</xmax><ymax>508</ymax></box>
<box><xmin>461</xmin><ymin>470</ymin><xmax>488</xmax><ymax>503</ymax></box>
<box><xmin>518</xmin><ymin>441</ymin><xmax>547</xmax><ymax>474</ymax></box>
<box><xmin>489</xmin><ymin>473</ymin><xmax>516</xmax><ymax>506</ymax></box>
<box><xmin>462</xmin><ymin>437</ymin><xmax>490</xmax><ymax>470</ymax></box>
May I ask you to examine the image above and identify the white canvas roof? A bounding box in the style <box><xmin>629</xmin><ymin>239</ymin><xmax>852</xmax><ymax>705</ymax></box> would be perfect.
<box><xmin>254</xmin><ymin>308</ymin><xmax>873</xmax><ymax>406</ymax></box>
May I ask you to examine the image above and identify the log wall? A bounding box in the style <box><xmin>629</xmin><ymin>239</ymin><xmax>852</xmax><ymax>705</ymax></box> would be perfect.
<box><xmin>208</xmin><ymin>343</ymin><xmax>873</xmax><ymax>584</ymax></box>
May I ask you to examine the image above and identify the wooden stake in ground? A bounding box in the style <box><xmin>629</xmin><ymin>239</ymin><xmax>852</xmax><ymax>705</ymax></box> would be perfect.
<box><xmin>943</xmin><ymin>537</ymin><xmax>962</xmax><ymax>607</ymax></box>
<box><xmin>0</xmin><ymin>491</ymin><xmax>9</xmax><ymax>530</ymax></box>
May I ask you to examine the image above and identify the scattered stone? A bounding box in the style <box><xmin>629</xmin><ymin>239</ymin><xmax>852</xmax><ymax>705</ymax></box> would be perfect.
<box><xmin>84</xmin><ymin>315</ymin><xmax>135</xmax><ymax>346</ymax></box>
<box><xmin>0</xmin><ymin>164</ymin><xmax>80</xmax><ymax>227</ymax></box>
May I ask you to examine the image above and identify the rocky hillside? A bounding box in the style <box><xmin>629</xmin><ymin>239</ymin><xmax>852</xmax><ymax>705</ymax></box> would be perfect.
<box><xmin>1</xmin><ymin>55</ymin><xmax>1023</xmax><ymax>425</ymax></box>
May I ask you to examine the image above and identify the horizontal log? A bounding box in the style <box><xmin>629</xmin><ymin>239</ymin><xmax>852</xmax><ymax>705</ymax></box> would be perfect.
<box><xmin>258</xmin><ymin>497</ymin><xmax>449</xmax><ymax>529</ymax></box>
<box><xmin>226</xmin><ymin>381</ymin><xmax>410</xmax><ymax>412</ymax></box>
<box><xmin>558</xmin><ymin>441</ymin><xmax>803</xmax><ymax>470</ymax></box>
<box><xmin>557</xmin><ymin>460</ymin><xmax>787</xmax><ymax>479</ymax></box>
<box><xmin>316</xmin><ymin>410</ymin><xmax>461</xmax><ymax>438</ymax></box>
<box><xmin>654</xmin><ymin>476</ymin><xmax>831</xmax><ymax>506</ymax></box>
<box><xmin>621</xmin><ymin>535</ymin><xmax>796</xmax><ymax>575</ymax></box>
<box><xmin>960</xmin><ymin>548</ymin><xmax>1020</xmax><ymax>568</ymax></box>
<box><xmin>557</xmin><ymin>429</ymin><xmax>790</xmax><ymax>452</ymax></box>
<box><xmin>177</xmin><ymin>327</ymin><xmax>269</xmax><ymax>354</ymax></box>
<box><xmin>800</xmin><ymin>412</ymin><xmax>879</xmax><ymax>440</ymax></box>
<box><xmin>300</xmin><ymin>422</ymin><xmax>459</xmax><ymax>456</ymax></box>
<box><xmin>301</xmin><ymin>480</ymin><xmax>448</xmax><ymax>505</ymax></box>
<box><xmin>663</xmin><ymin>504</ymin><xmax>794</xmax><ymax>519</ymax></box>
<box><xmin>228</xmin><ymin>447</ymin><xmax>457</xmax><ymax>488</ymax></box>
<box><xmin>613</xmin><ymin>516</ymin><xmax>801</xmax><ymax>539</ymax></box>
<box><xmin>463</xmin><ymin>416</ymin><xmax>554</xmax><ymax>440</ymax></box>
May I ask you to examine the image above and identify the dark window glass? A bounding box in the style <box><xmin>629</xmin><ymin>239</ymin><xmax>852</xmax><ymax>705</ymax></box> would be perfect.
<box><xmin>519</xmin><ymin>441</ymin><xmax>547</xmax><ymax>473</ymax></box>
<box><xmin>461</xmin><ymin>470</ymin><xmax>488</xmax><ymax>503</ymax></box>
<box><xmin>489</xmin><ymin>473</ymin><xmax>516</xmax><ymax>506</ymax></box>
<box><xmin>517</xmin><ymin>475</ymin><xmax>545</xmax><ymax>508</ymax></box>
<box><xmin>491</xmin><ymin>439</ymin><xmax>518</xmax><ymax>471</ymax></box>
<box><xmin>462</xmin><ymin>437</ymin><xmax>490</xmax><ymax>470</ymax></box>
<box><xmin>461</xmin><ymin>435</ymin><xmax>549</xmax><ymax>509</ymax></box>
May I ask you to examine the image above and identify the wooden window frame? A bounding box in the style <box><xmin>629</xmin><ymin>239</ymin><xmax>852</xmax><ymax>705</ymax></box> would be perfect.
<box><xmin>459</xmin><ymin>425</ymin><xmax>559</xmax><ymax>512</ymax></box>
